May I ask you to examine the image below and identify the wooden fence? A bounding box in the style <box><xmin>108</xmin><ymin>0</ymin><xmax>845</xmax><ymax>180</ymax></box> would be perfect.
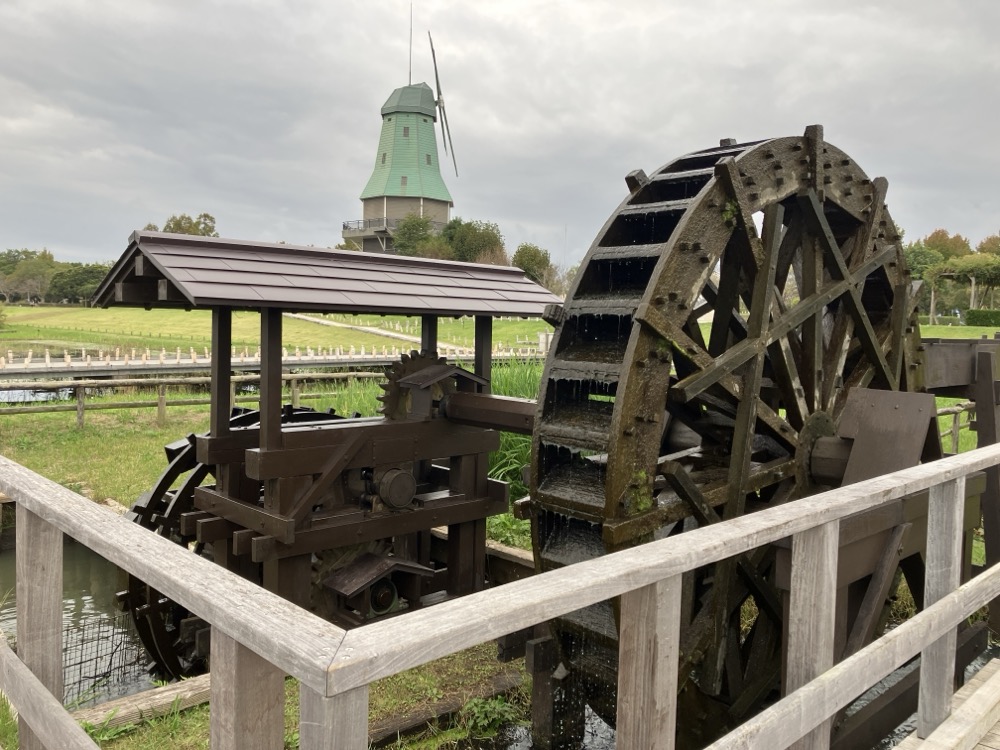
<box><xmin>3</xmin><ymin>445</ymin><xmax>1000</xmax><ymax>748</ymax></box>
<box><xmin>0</xmin><ymin>372</ymin><xmax>383</xmax><ymax>428</ymax></box>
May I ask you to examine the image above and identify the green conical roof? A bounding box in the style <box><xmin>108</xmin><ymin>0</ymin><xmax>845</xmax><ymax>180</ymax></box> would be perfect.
<box><xmin>360</xmin><ymin>83</ymin><xmax>453</xmax><ymax>204</ymax></box>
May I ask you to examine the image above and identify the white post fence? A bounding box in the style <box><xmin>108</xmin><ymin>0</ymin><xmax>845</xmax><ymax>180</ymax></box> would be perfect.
<box><xmin>3</xmin><ymin>445</ymin><xmax>1000</xmax><ymax>748</ymax></box>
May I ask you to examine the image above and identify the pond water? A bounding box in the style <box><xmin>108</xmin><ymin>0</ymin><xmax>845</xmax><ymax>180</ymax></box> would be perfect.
<box><xmin>0</xmin><ymin>537</ymin><xmax>154</xmax><ymax>707</ymax></box>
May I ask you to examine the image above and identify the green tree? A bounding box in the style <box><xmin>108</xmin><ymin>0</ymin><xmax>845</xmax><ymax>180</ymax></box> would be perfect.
<box><xmin>512</xmin><ymin>243</ymin><xmax>552</xmax><ymax>284</ymax></box>
<box><xmin>412</xmin><ymin>234</ymin><xmax>454</xmax><ymax>260</ymax></box>
<box><xmin>8</xmin><ymin>251</ymin><xmax>59</xmax><ymax>302</ymax></box>
<box><xmin>443</xmin><ymin>218</ymin><xmax>505</xmax><ymax>263</ymax></box>
<box><xmin>146</xmin><ymin>213</ymin><xmax>220</xmax><ymax>237</ymax></box>
<box><xmin>977</xmin><ymin>235</ymin><xmax>1000</xmax><ymax>255</ymax></box>
<box><xmin>922</xmin><ymin>228</ymin><xmax>971</xmax><ymax>259</ymax></box>
<box><xmin>48</xmin><ymin>262</ymin><xmax>112</xmax><ymax>303</ymax></box>
<box><xmin>0</xmin><ymin>249</ymin><xmax>38</xmax><ymax>276</ymax></box>
<box><xmin>392</xmin><ymin>214</ymin><xmax>433</xmax><ymax>256</ymax></box>
<box><xmin>903</xmin><ymin>241</ymin><xmax>944</xmax><ymax>279</ymax></box>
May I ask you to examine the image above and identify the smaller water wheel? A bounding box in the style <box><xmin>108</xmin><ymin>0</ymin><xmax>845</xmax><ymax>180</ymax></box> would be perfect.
<box><xmin>529</xmin><ymin>125</ymin><xmax>927</xmax><ymax>747</ymax></box>
<box><xmin>120</xmin><ymin>405</ymin><xmax>346</xmax><ymax>678</ymax></box>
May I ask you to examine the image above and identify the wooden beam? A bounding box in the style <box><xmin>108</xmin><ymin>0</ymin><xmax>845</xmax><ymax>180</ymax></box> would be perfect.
<box><xmin>918</xmin><ymin>476</ymin><xmax>966</xmax><ymax>737</ymax></box>
<box><xmin>260</xmin><ymin>308</ymin><xmax>283</xmax><ymax>451</ymax></box>
<box><xmin>210</xmin><ymin>628</ymin><xmax>284</xmax><ymax>750</ymax></box>
<box><xmin>785</xmin><ymin>520</ymin><xmax>839</xmax><ymax>750</ymax></box>
<box><xmin>0</xmin><ymin>634</ymin><xmax>96</xmax><ymax>750</ymax></box>
<box><xmin>421</xmin><ymin>315</ymin><xmax>438</xmax><ymax>353</ymax></box>
<box><xmin>300</xmin><ymin>684</ymin><xmax>369</xmax><ymax>750</ymax></box>
<box><xmin>617</xmin><ymin>575</ymin><xmax>682</xmax><ymax>750</ymax></box>
<box><xmin>798</xmin><ymin>188</ymin><xmax>897</xmax><ymax>390</ymax></box>
<box><xmin>474</xmin><ymin>315</ymin><xmax>492</xmax><ymax>391</ymax></box>
<box><xmin>15</xmin><ymin>504</ymin><xmax>63</xmax><ymax>750</ymax></box>
<box><xmin>210</xmin><ymin>307</ymin><xmax>233</xmax><ymax>437</ymax></box>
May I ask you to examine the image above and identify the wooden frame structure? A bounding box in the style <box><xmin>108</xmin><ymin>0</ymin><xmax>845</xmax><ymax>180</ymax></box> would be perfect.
<box><xmin>91</xmin><ymin>232</ymin><xmax>560</xmax><ymax>673</ymax></box>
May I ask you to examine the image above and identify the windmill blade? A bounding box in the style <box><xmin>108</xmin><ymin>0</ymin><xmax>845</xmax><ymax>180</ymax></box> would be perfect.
<box><xmin>428</xmin><ymin>31</ymin><xmax>443</xmax><ymax>105</ymax></box>
<box><xmin>440</xmin><ymin>102</ymin><xmax>458</xmax><ymax>177</ymax></box>
<box><xmin>428</xmin><ymin>32</ymin><xmax>458</xmax><ymax>176</ymax></box>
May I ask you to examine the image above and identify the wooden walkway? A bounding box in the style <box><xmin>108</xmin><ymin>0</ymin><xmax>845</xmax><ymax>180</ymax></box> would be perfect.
<box><xmin>898</xmin><ymin>659</ymin><xmax>1000</xmax><ymax>749</ymax></box>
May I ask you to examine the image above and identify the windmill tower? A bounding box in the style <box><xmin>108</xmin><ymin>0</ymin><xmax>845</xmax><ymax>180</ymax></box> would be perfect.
<box><xmin>342</xmin><ymin>34</ymin><xmax>457</xmax><ymax>254</ymax></box>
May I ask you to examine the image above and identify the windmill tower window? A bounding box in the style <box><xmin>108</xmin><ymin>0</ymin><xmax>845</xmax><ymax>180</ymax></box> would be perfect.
<box><xmin>426</xmin><ymin>154</ymin><xmax>431</xmax><ymax>165</ymax></box>
<box><xmin>381</xmin><ymin>153</ymin><xmax>386</xmax><ymax>164</ymax></box>
<box><xmin>401</xmin><ymin>176</ymin><xmax>408</xmax><ymax>187</ymax></box>
<box><xmin>403</xmin><ymin>126</ymin><xmax>410</xmax><ymax>137</ymax></box>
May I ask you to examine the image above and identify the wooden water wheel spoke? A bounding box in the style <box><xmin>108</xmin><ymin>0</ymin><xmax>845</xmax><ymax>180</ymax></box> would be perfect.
<box><xmin>799</xmin><ymin>188</ymin><xmax>897</xmax><ymax>389</ymax></box>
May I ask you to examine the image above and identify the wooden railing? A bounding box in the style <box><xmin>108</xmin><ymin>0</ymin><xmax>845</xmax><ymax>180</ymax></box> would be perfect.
<box><xmin>3</xmin><ymin>445</ymin><xmax>1000</xmax><ymax>748</ymax></box>
<box><xmin>0</xmin><ymin>372</ymin><xmax>383</xmax><ymax>428</ymax></box>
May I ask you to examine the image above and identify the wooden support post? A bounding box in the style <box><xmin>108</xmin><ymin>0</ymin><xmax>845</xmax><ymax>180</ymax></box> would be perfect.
<box><xmin>209</xmin><ymin>628</ymin><xmax>284</xmax><ymax>750</ymax></box>
<box><xmin>421</xmin><ymin>315</ymin><xmax>438</xmax><ymax>354</ymax></box>
<box><xmin>526</xmin><ymin>637</ymin><xmax>583</xmax><ymax>749</ymax></box>
<box><xmin>974</xmin><ymin>351</ymin><xmax>1000</xmax><ymax>630</ymax></box>
<box><xmin>299</xmin><ymin>684</ymin><xmax>369</xmax><ymax>750</ymax></box>
<box><xmin>787</xmin><ymin>519</ymin><xmax>838</xmax><ymax>750</ymax></box>
<box><xmin>260</xmin><ymin>309</ymin><xmax>283</xmax><ymax>451</ymax></box>
<box><xmin>157</xmin><ymin>384</ymin><xmax>167</xmax><ymax>426</ymax></box>
<box><xmin>263</xmin><ymin>553</ymin><xmax>312</xmax><ymax>608</ymax></box>
<box><xmin>918</xmin><ymin>476</ymin><xmax>966</xmax><ymax>737</ymax></box>
<box><xmin>474</xmin><ymin>315</ymin><xmax>492</xmax><ymax>392</ymax></box>
<box><xmin>291</xmin><ymin>378</ymin><xmax>300</xmax><ymax>408</ymax></box>
<box><xmin>951</xmin><ymin>411</ymin><xmax>962</xmax><ymax>455</ymax></box>
<box><xmin>211</xmin><ymin>308</ymin><xmax>233</xmax><ymax>437</ymax></box>
<box><xmin>75</xmin><ymin>385</ymin><xmax>85</xmax><ymax>429</ymax></box>
<box><xmin>617</xmin><ymin>575</ymin><xmax>682</xmax><ymax>750</ymax></box>
<box><xmin>15</xmin><ymin>505</ymin><xmax>64</xmax><ymax>750</ymax></box>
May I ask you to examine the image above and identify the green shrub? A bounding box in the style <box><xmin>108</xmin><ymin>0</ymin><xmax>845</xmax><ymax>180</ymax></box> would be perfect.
<box><xmin>966</xmin><ymin>309</ymin><xmax>1000</xmax><ymax>326</ymax></box>
<box><xmin>918</xmin><ymin>315</ymin><xmax>963</xmax><ymax>326</ymax></box>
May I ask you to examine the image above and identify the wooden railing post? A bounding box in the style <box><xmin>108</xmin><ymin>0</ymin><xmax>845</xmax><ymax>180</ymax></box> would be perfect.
<box><xmin>75</xmin><ymin>385</ymin><xmax>85</xmax><ymax>428</ymax></box>
<box><xmin>156</xmin><ymin>384</ymin><xmax>167</xmax><ymax>426</ymax></box>
<box><xmin>15</xmin><ymin>504</ymin><xmax>64</xmax><ymax>750</ymax></box>
<box><xmin>787</xmin><ymin>519</ymin><xmax>839</xmax><ymax>750</ymax></box>
<box><xmin>918</xmin><ymin>475</ymin><xmax>966</xmax><ymax>737</ymax></box>
<box><xmin>210</xmin><ymin>629</ymin><xmax>285</xmax><ymax>750</ymax></box>
<box><xmin>617</xmin><ymin>575</ymin><xmax>682</xmax><ymax>750</ymax></box>
<box><xmin>299</xmin><ymin>684</ymin><xmax>369</xmax><ymax>749</ymax></box>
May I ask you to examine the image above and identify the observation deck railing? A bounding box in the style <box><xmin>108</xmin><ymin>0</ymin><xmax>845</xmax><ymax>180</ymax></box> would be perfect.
<box><xmin>3</xmin><ymin>444</ymin><xmax>1000</xmax><ymax>748</ymax></box>
<box><xmin>341</xmin><ymin>218</ymin><xmax>448</xmax><ymax>233</ymax></box>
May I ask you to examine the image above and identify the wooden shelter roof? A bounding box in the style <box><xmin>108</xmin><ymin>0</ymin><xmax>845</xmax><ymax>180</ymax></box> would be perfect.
<box><xmin>93</xmin><ymin>232</ymin><xmax>562</xmax><ymax>316</ymax></box>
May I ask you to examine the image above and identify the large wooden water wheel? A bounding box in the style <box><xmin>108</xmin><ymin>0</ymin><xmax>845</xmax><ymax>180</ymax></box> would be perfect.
<box><xmin>529</xmin><ymin>125</ymin><xmax>921</xmax><ymax>745</ymax></box>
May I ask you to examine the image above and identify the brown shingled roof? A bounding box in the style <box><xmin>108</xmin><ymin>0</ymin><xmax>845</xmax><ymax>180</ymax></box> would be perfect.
<box><xmin>93</xmin><ymin>232</ymin><xmax>563</xmax><ymax>317</ymax></box>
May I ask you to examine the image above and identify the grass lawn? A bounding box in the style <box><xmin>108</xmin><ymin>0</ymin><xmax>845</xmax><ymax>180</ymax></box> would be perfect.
<box><xmin>0</xmin><ymin>306</ymin><xmax>552</xmax><ymax>359</ymax></box>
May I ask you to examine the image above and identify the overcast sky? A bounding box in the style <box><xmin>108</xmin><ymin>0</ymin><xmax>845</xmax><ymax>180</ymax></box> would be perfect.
<box><xmin>2</xmin><ymin>1</ymin><xmax>998</xmax><ymax>267</ymax></box>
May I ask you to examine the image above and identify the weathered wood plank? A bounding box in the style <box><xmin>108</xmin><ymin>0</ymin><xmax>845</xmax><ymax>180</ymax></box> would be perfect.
<box><xmin>0</xmin><ymin>456</ymin><xmax>344</xmax><ymax>696</ymax></box>
<box><xmin>897</xmin><ymin>659</ymin><xmax>1000</xmax><ymax>749</ymax></box>
<box><xmin>920</xmin><ymin>663</ymin><xmax>1000</xmax><ymax>750</ymax></box>
<box><xmin>71</xmin><ymin>673</ymin><xmax>211</xmax><ymax>728</ymax></box>
<box><xmin>703</xmin><ymin>564</ymin><xmax>1000</xmax><ymax>749</ymax></box>
<box><xmin>919</xmin><ymin>476</ymin><xmax>966</xmax><ymax>737</ymax></box>
<box><xmin>299</xmin><ymin>684</ymin><xmax>369</xmax><ymax>750</ymax></box>
<box><xmin>617</xmin><ymin>575</ymin><xmax>681</xmax><ymax>750</ymax></box>
<box><xmin>210</xmin><ymin>629</ymin><xmax>284</xmax><ymax>750</ymax></box>
<box><xmin>787</xmin><ymin>520</ymin><xmax>838</xmax><ymax>750</ymax></box>
<box><xmin>0</xmin><ymin>633</ymin><xmax>96</xmax><ymax>750</ymax></box>
<box><xmin>15</xmin><ymin>505</ymin><xmax>63</xmax><ymax>750</ymax></box>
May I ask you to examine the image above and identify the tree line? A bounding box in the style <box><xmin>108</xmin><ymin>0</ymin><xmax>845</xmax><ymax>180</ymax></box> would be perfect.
<box><xmin>0</xmin><ymin>214</ymin><xmax>219</xmax><ymax>306</ymax></box>
<box><xmin>903</xmin><ymin>228</ymin><xmax>1000</xmax><ymax>321</ymax></box>
<box><xmin>348</xmin><ymin>213</ymin><xmax>575</xmax><ymax>295</ymax></box>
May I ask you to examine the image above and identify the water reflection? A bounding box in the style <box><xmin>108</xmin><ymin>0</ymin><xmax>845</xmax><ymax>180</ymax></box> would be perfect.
<box><xmin>0</xmin><ymin>537</ymin><xmax>153</xmax><ymax>706</ymax></box>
